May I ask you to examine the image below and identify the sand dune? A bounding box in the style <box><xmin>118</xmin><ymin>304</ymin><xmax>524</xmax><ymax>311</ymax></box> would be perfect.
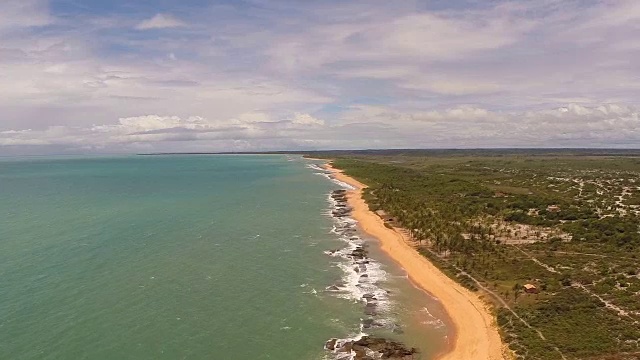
<box><xmin>326</xmin><ymin>163</ymin><xmax>508</xmax><ymax>360</ymax></box>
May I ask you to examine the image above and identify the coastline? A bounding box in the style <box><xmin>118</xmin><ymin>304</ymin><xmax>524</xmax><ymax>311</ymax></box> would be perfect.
<box><xmin>325</xmin><ymin>162</ymin><xmax>507</xmax><ymax>360</ymax></box>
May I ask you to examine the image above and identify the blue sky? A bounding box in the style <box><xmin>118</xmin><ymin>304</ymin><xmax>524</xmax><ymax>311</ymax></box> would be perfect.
<box><xmin>1</xmin><ymin>0</ymin><xmax>639</xmax><ymax>154</ymax></box>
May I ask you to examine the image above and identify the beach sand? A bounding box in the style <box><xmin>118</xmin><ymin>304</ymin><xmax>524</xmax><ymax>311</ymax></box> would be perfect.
<box><xmin>326</xmin><ymin>163</ymin><xmax>508</xmax><ymax>360</ymax></box>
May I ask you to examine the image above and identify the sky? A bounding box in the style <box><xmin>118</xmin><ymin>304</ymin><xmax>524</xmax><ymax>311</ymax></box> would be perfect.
<box><xmin>0</xmin><ymin>0</ymin><xmax>639</xmax><ymax>154</ymax></box>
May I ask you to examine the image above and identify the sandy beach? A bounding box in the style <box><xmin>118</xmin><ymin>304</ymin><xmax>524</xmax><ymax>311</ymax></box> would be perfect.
<box><xmin>325</xmin><ymin>163</ymin><xmax>508</xmax><ymax>360</ymax></box>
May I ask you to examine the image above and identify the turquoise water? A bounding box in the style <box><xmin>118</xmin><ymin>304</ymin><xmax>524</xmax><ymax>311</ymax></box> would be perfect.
<box><xmin>0</xmin><ymin>155</ymin><xmax>448</xmax><ymax>359</ymax></box>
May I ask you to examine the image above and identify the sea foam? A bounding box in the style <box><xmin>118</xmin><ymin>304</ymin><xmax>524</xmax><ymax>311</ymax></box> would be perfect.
<box><xmin>319</xmin><ymin>176</ymin><xmax>399</xmax><ymax>360</ymax></box>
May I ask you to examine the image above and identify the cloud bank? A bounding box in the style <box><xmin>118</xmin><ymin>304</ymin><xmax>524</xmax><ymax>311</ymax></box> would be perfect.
<box><xmin>2</xmin><ymin>105</ymin><xmax>638</xmax><ymax>155</ymax></box>
<box><xmin>1</xmin><ymin>0</ymin><xmax>639</xmax><ymax>154</ymax></box>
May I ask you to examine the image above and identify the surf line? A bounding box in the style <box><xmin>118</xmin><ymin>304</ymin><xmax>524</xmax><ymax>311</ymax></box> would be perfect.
<box><xmin>307</xmin><ymin>163</ymin><xmax>417</xmax><ymax>359</ymax></box>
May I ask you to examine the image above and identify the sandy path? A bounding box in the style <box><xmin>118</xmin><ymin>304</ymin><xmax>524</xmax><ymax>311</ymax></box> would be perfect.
<box><xmin>326</xmin><ymin>164</ymin><xmax>508</xmax><ymax>360</ymax></box>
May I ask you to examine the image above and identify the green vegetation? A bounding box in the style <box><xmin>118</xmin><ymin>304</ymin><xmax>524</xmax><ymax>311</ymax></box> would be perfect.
<box><xmin>309</xmin><ymin>150</ymin><xmax>640</xmax><ymax>360</ymax></box>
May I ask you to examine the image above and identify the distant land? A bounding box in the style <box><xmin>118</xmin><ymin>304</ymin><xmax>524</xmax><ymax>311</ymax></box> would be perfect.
<box><xmin>139</xmin><ymin>148</ymin><xmax>640</xmax><ymax>157</ymax></box>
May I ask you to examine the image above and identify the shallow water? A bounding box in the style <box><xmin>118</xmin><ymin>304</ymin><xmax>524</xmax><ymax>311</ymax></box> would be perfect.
<box><xmin>0</xmin><ymin>155</ymin><xmax>449</xmax><ymax>359</ymax></box>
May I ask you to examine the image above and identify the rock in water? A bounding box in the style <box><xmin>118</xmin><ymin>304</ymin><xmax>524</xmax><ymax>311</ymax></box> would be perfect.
<box><xmin>364</xmin><ymin>303</ymin><xmax>377</xmax><ymax>316</ymax></box>
<box><xmin>326</xmin><ymin>336</ymin><xmax>418</xmax><ymax>359</ymax></box>
<box><xmin>324</xmin><ymin>338</ymin><xmax>337</xmax><ymax>351</ymax></box>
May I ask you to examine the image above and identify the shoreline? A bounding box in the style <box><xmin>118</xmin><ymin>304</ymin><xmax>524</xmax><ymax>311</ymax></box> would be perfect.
<box><xmin>324</xmin><ymin>162</ymin><xmax>507</xmax><ymax>360</ymax></box>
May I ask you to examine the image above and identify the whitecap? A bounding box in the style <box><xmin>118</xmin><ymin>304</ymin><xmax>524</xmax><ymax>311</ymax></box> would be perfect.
<box><xmin>305</xmin><ymin>163</ymin><xmax>327</xmax><ymax>172</ymax></box>
<box><xmin>330</xmin><ymin>178</ymin><xmax>356</xmax><ymax>190</ymax></box>
<box><xmin>321</xmin><ymin>186</ymin><xmax>398</xmax><ymax>347</ymax></box>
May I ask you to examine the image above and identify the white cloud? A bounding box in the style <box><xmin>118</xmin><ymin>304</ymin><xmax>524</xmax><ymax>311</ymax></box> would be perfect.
<box><xmin>1</xmin><ymin>1</ymin><xmax>640</xmax><ymax>154</ymax></box>
<box><xmin>1</xmin><ymin>104</ymin><xmax>638</xmax><ymax>151</ymax></box>
<box><xmin>136</xmin><ymin>14</ymin><xmax>186</xmax><ymax>30</ymax></box>
<box><xmin>291</xmin><ymin>113</ymin><xmax>324</xmax><ymax>126</ymax></box>
<box><xmin>234</xmin><ymin>112</ymin><xmax>273</xmax><ymax>124</ymax></box>
<box><xmin>0</xmin><ymin>111</ymin><xmax>328</xmax><ymax>148</ymax></box>
<box><xmin>262</xmin><ymin>0</ymin><xmax>640</xmax><ymax>107</ymax></box>
<box><xmin>94</xmin><ymin>115</ymin><xmax>214</xmax><ymax>134</ymax></box>
<box><xmin>0</xmin><ymin>0</ymin><xmax>52</xmax><ymax>30</ymax></box>
<box><xmin>266</xmin><ymin>5</ymin><xmax>534</xmax><ymax>74</ymax></box>
<box><xmin>401</xmin><ymin>78</ymin><xmax>502</xmax><ymax>96</ymax></box>
<box><xmin>417</xmin><ymin>106</ymin><xmax>496</xmax><ymax>123</ymax></box>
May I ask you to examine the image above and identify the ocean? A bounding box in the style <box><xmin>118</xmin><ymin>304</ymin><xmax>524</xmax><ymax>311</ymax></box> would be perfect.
<box><xmin>0</xmin><ymin>155</ymin><xmax>449</xmax><ymax>359</ymax></box>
